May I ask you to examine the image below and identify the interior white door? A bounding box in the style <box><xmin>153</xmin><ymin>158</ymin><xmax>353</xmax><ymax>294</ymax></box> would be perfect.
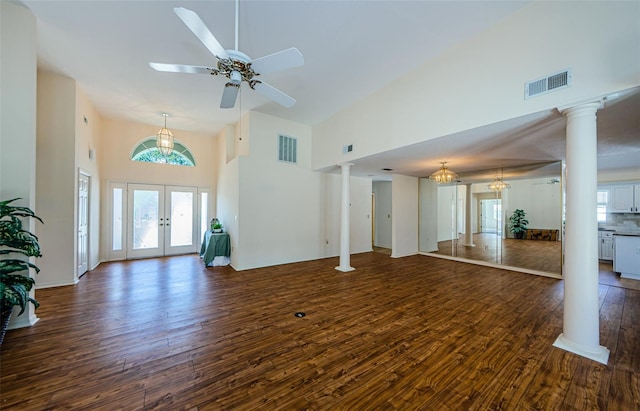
<box><xmin>127</xmin><ymin>184</ymin><xmax>197</xmax><ymax>259</ymax></box>
<box><xmin>77</xmin><ymin>172</ymin><xmax>89</xmax><ymax>276</ymax></box>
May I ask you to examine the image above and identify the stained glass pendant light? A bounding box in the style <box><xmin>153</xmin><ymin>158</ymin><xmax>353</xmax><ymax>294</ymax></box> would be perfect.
<box><xmin>156</xmin><ymin>113</ymin><xmax>174</xmax><ymax>156</ymax></box>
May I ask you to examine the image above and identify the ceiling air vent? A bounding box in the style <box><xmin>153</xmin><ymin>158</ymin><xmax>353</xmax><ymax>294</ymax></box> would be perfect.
<box><xmin>525</xmin><ymin>68</ymin><xmax>572</xmax><ymax>99</ymax></box>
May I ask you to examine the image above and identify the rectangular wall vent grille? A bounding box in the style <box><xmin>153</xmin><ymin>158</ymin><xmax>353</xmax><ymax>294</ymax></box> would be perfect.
<box><xmin>525</xmin><ymin>68</ymin><xmax>571</xmax><ymax>99</ymax></box>
<box><xmin>278</xmin><ymin>135</ymin><xmax>297</xmax><ymax>164</ymax></box>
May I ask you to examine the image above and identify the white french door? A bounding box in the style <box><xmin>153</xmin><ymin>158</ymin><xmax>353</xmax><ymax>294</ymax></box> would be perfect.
<box><xmin>77</xmin><ymin>172</ymin><xmax>90</xmax><ymax>276</ymax></box>
<box><xmin>126</xmin><ymin>184</ymin><xmax>197</xmax><ymax>259</ymax></box>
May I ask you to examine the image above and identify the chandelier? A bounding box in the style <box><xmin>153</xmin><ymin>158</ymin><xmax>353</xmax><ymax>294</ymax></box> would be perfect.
<box><xmin>487</xmin><ymin>177</ymin><xmax>511</xmax><ymax>191</ymax></box>
<box><xmin>429</xmin><ymin>162</ymin><xmax>458</xmax><ymax>184</ymax></box>
<box><xmin>156</xmin><ymin>113</ymin><xmax>174</xmax><ymax>156</ymax></box>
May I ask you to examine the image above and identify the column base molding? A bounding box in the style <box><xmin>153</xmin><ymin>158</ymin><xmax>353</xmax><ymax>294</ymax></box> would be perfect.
<box><xmin>335</xmin><ymin>266</ymin><xmax>355</xmax><ymax>272</ymax></box>
<box><xmin>7</xmin><ymin>314</ymin><xmax>39</xmax><ymax>330</ymax></box>
<box><xmin>553</xmin><ymin>333</ymin><xmax>609</xmax><ymax>364</ymax></box>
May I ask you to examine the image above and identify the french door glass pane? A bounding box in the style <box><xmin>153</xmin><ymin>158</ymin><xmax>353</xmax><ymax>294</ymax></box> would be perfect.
<box><xmin>133</xmin><ymin>190</ymin><xmax>159</xmax><ymax>249</ymax></box>
<box><xmin>200</xmin><ymin>192</ymin><xmax>208</xmax><ymax>239</ymax></box>
<box><xmin>170</xmin><ymin>191</ymin><xmax>193</xmax><ymax>247</ymax></box>
<box><xmin>112</xmin><ymin>188</ymin><xmax>123</xmax><ymax>251</ymax></box>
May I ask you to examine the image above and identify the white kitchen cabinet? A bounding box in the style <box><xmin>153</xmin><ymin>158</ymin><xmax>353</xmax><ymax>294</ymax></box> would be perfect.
<box><xmin>598</xmin><ymin>230</ymin><xmax>614</xmax><ymax>261</ymax></box>
<box><xmin>609</xmin><ymin>184</ymin><xmax>640</xmax><ymax>213</ymax></box>
<box><xmin>614</xmin><ymin>234</ymin><xmax>640</xmax><ymax>280</ymax></box>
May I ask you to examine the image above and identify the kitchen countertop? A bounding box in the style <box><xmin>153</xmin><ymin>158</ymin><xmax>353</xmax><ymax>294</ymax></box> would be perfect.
<box><xmin>599</xmin><ymin>225</ymin><xmax>640</xmax><ymax>235</ymax></box>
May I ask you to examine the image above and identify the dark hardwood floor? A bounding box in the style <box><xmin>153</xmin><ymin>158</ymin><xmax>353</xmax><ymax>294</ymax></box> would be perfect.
<box><xmin>1</xmin><ymin>253</ymin><xmax>638</xmax><ymax>410</ymax></box>
<box><xmin>433</xmin><ymin>232</ymin><xmax>562</xmax><ymax>274</ymax></box>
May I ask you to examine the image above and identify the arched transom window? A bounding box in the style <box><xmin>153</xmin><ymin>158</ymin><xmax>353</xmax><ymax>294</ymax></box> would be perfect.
<box><xmin>131</xmin><ymin>137</ymin><xmax>196</xmax><ymax>166</ymax></box>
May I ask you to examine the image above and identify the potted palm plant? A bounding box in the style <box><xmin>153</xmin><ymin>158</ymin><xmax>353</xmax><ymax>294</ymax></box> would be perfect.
<box><xmin>508</xmin><ymin>209</ymin><xmax>529</xmax><ymax>239</ymax></box>
<box><xmin>0</xmin><ymin>198</ymin><xmax>43</xmax><ymax>344</ymax></box>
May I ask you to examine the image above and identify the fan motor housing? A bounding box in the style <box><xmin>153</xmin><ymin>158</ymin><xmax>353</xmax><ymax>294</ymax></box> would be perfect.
<box><xmin>218</xmin><ymin>50</ymin><xmax>256</xmax><ymax>84</ymax></box>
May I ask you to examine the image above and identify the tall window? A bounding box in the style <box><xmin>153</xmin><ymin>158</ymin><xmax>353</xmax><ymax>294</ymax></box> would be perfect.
<box><xmin>131</xmin><ymin>137</ymin><xmax>196</xmax><ymax>166</ymax></box>
<box><xmin>597</xmin><ymin>188</ymin><xmax>609</xmax><ymax>222</ymax></box>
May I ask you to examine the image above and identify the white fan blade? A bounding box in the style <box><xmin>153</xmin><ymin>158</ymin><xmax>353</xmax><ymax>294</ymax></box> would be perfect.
<box><xmin>149</xmin><ymin>62</ymin><xmax>214</xmax><ymax>74</ymax></box>
<box><xmin>173</xmin><ymin>7</ymin><xmax>229</xmax><ymax>60</ymax></box>
<box><xmin>251</xmin><ymin>47</ymin><xmax>304</xmax><ymax>75</ymax></box>
<box><xmin>253</xmin><ymin>81</ymin><xmax>296</xmax><ymax>108</ymax></box>
<box><xmin>220</xmin><ymin>83</ymin><xmax>240</xmax><ymax>109</ymax></box>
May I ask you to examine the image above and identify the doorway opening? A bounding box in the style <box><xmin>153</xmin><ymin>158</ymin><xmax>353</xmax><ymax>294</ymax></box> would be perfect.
<box><xmin>77</xmin><ymin>171</ymin><xmax>90</xmax><ymax>277</ymax></box>
<box><xmin>480</xmin><ymin>198</ymin><xmax>502</xmax><ymax>233</ymax></box>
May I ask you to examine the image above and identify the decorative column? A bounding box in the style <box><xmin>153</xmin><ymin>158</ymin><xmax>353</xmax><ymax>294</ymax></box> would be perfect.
<box><xmin>462</xmin><ymin>184</ymin><xmax>475</xmax><ymax>247</ymax></box>
<box><xmin>1</xmin><ymin>2</ymin><xmax>39</xmax><ymax>328</ymax></box>
<box><xmin>336</xmin><ymin>163</ymin><xmax>355</xmax><ymax>272</ymax></box>
<box><xmin>553</xmin><ymin>101</ymin><xmax>609</xmax><ymax>364</ymax></box>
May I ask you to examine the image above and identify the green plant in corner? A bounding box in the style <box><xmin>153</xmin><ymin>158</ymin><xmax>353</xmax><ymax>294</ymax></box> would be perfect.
<box><xmin>0</xmin><ymin>198</ymin><xmax>43</xmax><ymax>344</ymax></box>
<box><xmin>508</xmin><ymin>209</ymin><xmax>529</xmax><ymax>240</ymax></box>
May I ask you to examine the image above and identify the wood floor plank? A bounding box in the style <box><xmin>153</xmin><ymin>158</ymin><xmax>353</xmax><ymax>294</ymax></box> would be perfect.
<box><xmin>1</xmin><ymin>253</ymin><xmax>638</xmax><ymax>410</ymax></box>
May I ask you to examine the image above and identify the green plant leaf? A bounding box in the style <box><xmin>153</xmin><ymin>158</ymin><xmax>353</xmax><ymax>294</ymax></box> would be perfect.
<box><xmin>1</xmin><ymin>198</ymin><xmax>42</xmax><ymax>315</ymax></box>
<box><xmin>0</xmin><ymin>259</ymin><xmax>40</xmax><ymax>275</ymax></box>
<box><xmin>0</xmin><ymin>198</ymin><xmax>44</xmax><ymax>224</ymax></box>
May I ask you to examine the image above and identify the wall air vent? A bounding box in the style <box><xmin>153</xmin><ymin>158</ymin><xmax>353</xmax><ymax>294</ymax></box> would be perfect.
<box><xmin>525</xmin><ymin>68</ymin><xmax>572</xmax><ymax>99</ymax></box>
<box><xmin>278</xmin><ymin>134</ymin><xmax>297</xmax><ymax>164</ymax></box>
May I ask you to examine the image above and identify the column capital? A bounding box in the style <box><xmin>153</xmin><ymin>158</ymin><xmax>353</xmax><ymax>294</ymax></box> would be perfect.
<box><xmin>337</xmin><ymin>162</ymin><xmax>354</xmax><ymax>168</ymax></box>
<box><xmin>558</xmin><ymin>100</ymin><xmax>602</xmax><ymax>117</ymax></box>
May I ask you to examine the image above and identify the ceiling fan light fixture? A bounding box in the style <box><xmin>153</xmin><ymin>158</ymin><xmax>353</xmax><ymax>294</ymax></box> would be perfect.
<box><xmin>488</xmin><ymin>177</ymin><xmax>511</xmax><ymax>191</ymax></box>
<box><xmin>156</xmin><ymin>113</ymin><xmax>175</xmax><ymax>156</ymax></box>
<box><xmin>429</xmin><ymin>162</ymin><xmax>458</xmax><ymax>184</ymax></box>
<box><xmin>229</xmin><ymin>70</ymin><xmax>242</xmax><ymax>85</ymax></box>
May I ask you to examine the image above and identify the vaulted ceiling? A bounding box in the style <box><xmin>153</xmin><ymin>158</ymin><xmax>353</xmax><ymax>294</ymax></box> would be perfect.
<box><xmin>21</xmin><ymin>0</ymin><xmax>640</xmax><ymax>180</ymax></box>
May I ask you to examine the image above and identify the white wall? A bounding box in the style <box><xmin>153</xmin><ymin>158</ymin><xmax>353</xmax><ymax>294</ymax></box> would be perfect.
<box><xmin>221</xmin><ymin>111</ymin><xmax>372</xmax><ymax>270</ymax></box>
<box><xmin>0</xmin><ymin>1</ymin><xmax>39</xmax><ymax>327</ymax></box>
<box><xmin>234</xmin><ymin>112</ymin><xmax>322</xmax><ymax>270</ymax></box>
<box><xmin>372</xmin><ymin>181</ymin><xmax>392</xmax><ymax>248</ymax></box>
<box><xmin>321</xmin><ymin>173</ymin><xmax>372</xmax><ymax>258</ymax></box>
<box><xmin>312</xmin><ymin>1</ymin><xmax>639</xmax><ymax>170</ymax></box>
<box><xmin>505</xmin><ymin>178</ymin><xmax>562</xmax><ymax>235</ymax></box>
<box><xmin>35</xmin><ymin>71</ymin><xmax>77</xmax><ymax>288</ymax></box>
<box><xmin>598</xmin><ymin>168</ymin><xmax>640</xmax><ymax>183</ymax></box>
<box><xmin>99</xmin><ymin>117</ymin><xmax>216</xmax><ymax>187</ymax></box>
<box><xmin>391</xmin><ymin>175</ymin><xmax>418</xmax><ymax>258</ymax></box>
<box><xmin>215</xmin><ymin>125</ymin><xmax>240</xmax><ymax>267</ymax></box>
<box><xmin>75</xmin><ymin>86</ymin><xmax>102</xmax><ymax>271</ymax></box>
<box><xmin>348</xmin><ymin>176</ymin><xmax>373</xmax><ymax>255</ymax></box>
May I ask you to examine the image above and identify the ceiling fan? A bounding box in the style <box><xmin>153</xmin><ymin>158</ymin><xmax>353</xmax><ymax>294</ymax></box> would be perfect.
<box><xmin>533</xmin><ymin>178</ymin><xmax>561</xmax><ymax>185</ymax></box>
<box><xmin>149</xmin><ymin>2</ymin><xmax>304</xmax><ymax>109</ymax></box>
